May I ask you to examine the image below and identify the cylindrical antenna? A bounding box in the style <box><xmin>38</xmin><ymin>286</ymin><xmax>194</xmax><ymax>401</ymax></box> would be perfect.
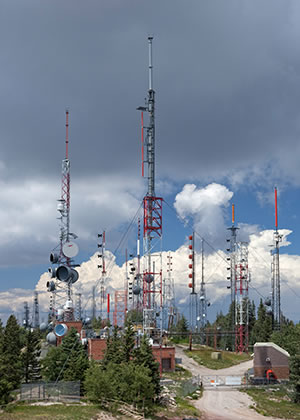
<box><xmin>232</xmin><ymin>203</ymin><xmax>235</xmax><ymax>226</ymax></box>
<box><xmin>65</xmin><ymin>109</ymin><xmax>69</xmax><ymax>159</ymax></box>
<box><xmin>107</xmin><ymin>293</ymin><xmax>110</xmax><ymax>320</ymax></box>
<box><xmin>275</xmin><ymin>187</ymin><xmax>278</xmax><ymax>231</ymax></box>
<box><xmin>141</xmin><ymin>112</ymin><xmax>144</xmax><ymax>177</ymax></box>
<box><xmin>148</xmin><ymin>36</ymin><xmax>153</xmax><ymax>91</ymax></box>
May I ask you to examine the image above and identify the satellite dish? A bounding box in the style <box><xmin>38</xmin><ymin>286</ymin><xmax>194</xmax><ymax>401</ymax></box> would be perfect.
<box><xmin>46</xmin><ymin>332</ymin><xmax>57</xmax><ymax>345</ymax></box>
<box><xmin>62</xmin><ymin>242</ymin><xmax>79</xmax><ymax>258</ymax></box>
<box><xmin>54</xmin><ymin>323</ymin><xmax>68</xmax><ymax>337</ymax></box>
<box><xmin>56</xmin><ymin>265</ymin><xmax>71</xmax><ymax>282</ymax></box>
<box><xmin>70</xmin><ymin>268</ymin><xmax>79</xmax><ymax>284</ymax></box>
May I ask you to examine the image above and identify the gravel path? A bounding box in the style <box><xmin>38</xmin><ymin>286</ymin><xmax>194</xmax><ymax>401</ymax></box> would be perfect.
<box><xmin>175</xmin><ymin>345</ymin><xmax>281</xmax><ymax>420</ymax></box>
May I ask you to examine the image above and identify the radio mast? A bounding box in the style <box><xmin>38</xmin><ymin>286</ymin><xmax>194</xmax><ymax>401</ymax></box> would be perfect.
<box><xmin>138</xmin><ymin>37</ymin><xmax>163</xmax><ymax>339</ymax></box>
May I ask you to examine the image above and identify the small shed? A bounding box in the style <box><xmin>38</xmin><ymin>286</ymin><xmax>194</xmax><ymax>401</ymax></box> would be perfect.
<box><xmin>254</xmin><ymin>342</ymin><xmax>290</xmax><ymax>380</ymax></box>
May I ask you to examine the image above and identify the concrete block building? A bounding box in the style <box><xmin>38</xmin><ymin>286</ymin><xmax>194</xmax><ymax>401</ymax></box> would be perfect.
<box><xmin>254</xmin><ymin>342</ymin><xmax>290</xmax><ymax>380</ymax></box>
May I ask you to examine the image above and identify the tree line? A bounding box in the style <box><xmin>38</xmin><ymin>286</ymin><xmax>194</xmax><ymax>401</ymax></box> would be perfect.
<box><xmin>0</xmin><ymin>315</ymin><xmax>160</xmax><ymax>413</ymax></box>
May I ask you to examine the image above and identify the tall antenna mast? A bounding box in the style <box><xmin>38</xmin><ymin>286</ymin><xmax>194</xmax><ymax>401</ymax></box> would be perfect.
<box><xmin>199</xmin><ymin>239</ymin><xmax>208</xmax><ymax>339</ymax></box>
<box><xmin>138</xmin><ymin>36</ymin><xmax>163</xmax><ymax>339</ymax></box>
<box><xmin>47</xmin><ymin>111</ymin><xmax>79</xmax><ymax>325</ymax></box>
<box><xmin>227</xmin><ymin>203</ymin><xmax>239</xmax><ymax>349</ymax></box>
<box><xmin>272</xmin><ymin>187</ymin><xmax>282</xmax><ymax>330</ymax></box>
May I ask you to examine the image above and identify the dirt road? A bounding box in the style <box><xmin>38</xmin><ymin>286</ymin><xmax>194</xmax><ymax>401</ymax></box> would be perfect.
<box><xmin>175</xmin><ymin>345</ymin><xmax>281</xmax><ymax>420</ymax></box>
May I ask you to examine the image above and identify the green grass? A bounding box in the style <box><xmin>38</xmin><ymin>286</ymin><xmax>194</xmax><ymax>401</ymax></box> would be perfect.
<box><xmin>0</xmin><ymin>402</ymin><xmax>101</xmax><ymax>420</ymax></box>
<box><xmin>243</xmin><ymin>387</ymin><xmax>300</xmax><ymax>419</ymax></box>
<box><xmin>184</xmin><ymin>346</ymin><xmax>251</xmax><ymax>369</ymax></box>
<box><xmin>162</xmin><ymin>365</ymin><xmax>192</xmax><ymax>381</ymax></box>
<box><xmin>154</xmin><ymin>396</ymin><xmax>202</xmax><ymax>419</ymax></box>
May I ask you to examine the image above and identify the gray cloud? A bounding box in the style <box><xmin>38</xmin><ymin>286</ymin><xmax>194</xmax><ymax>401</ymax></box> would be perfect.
<box><xmin>1</xmin><ymin>0</ymin><xmax>300</xmax><ymax>269</ymax></box>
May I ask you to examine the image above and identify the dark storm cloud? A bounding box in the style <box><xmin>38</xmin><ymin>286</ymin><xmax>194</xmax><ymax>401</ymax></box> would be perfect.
<box><xmin>1</xmin><ymin>0</ymin><xmax>300</xmax><ymax>186</ymax></box>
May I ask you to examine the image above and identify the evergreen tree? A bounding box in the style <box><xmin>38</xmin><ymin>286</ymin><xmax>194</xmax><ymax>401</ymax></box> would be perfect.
<box><xmin>176</xmin><ymin>315</ymin><xmax>189</xmax><ymax>339</ymax></box>
<box><xmin>103</xmin><ymin>326</ymin><xmax>123</xmax><ymax>366</ymax></box>
<box><xmin>271</xmin><ymin>321</ymin><xmax>300</xmax><ymax>355</ymax></box>
<box><xmin>134</xmin><ymin>335</ymin><xmax>160</xmax><ymax>397</ymax></box>
<box><xmin>60</xmin><ymin>328</ymin><xmax>89</xmax><ymax>383</ymax></box>
<box><xmin>122</xmin><ymin>320</ymin><xmax>135</xmax><ymax>362</ymax></box>
<box><xmin>2</xmin><ymin>315</ymin><xmax>23</xmax><ymax>389</ymax></box>
<box><xmin>42</xmin><ymin>327</ymin><xmax>89</xmax><ymax>384</ymax></box>
<box><xmin>251</xmin><ymin>299</ymin><xmax>272</xmax><ymax>343</ymax></box>
<box><xmin>0</xmin><ymin>319</ymin><xmax>4</xmax><ymax>352</ymax></box>
<box><xmin>42</xmin><ymin>346</ymin><xmax>63</xmax><ymax>381</ymax></box>
<box><xmin>290</xmin><ymin>353</ymin><xmax>300</xmax><ymax>403</ymax></box>
<box><xmin>22</xmin><ymin>329</ymin><xmax>41</xmax><ymax>383</ymax></box>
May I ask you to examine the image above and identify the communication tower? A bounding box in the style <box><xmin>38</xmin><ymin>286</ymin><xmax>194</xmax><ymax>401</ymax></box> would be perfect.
<box><xmin>92</xmin><ymin>286</ymin><xmax>96</xmax><ymax>320</ymax></box>
<box><xmin>137</xmin><ymin>37</ymin><xmax>163</xmax><ymax>339</ymax></box>
<box><xmin>198</xmin><ymin>239</ymin><xmax>208</xmax><ymax>338</ymax></box>
<box><xmin>188</xmin><ymin>233</ymin><xmax>197</xmax><ymax>332</ymax></box>
<box><xmin>75</xmin><ymin>293</ymin><xmax>82</xmax><ymax>321</ymax></box>
<box><xmin>47</xmin><ymin>110</ymin><xmax>79</xmax><ymax>323</ymax></box>
<box><xmin>162</xmin><ymin>252</ymin><xmax>176</xmax><ymax>331</ymax></box>
<box><xmin>97</xmin><ymin>231</ymin><xmax>107</xmax><ymax>319</ymax></box>
<box><xmin>235</xmin><ymin>242</ymin><xmax>249</xmax><ymax>353</ymax></box>
<box><xmin>271</xmin><ymin>187</ymin><xmax>282</xmax><ymax>330</ymax></box>
<box><xmin>226</xmin><ymin>204</ymin><xmax>238</xmax><ymax>347</ymax></box>
<box><xmin>32</xmin><ymin>291</ymin><xmax>40</xmax><ymax>329</ymax></box>
<box><xmin>23</xmin><ymin>301</ymin><xmax>30</xmax><ymax>329</ymax></box>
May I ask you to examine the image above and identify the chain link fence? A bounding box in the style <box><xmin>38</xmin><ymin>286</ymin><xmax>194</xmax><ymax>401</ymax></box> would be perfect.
<box><xmin>20</xmin><ymin>381</ymin><xmax>80</xmax><ymax>402</ymax></box>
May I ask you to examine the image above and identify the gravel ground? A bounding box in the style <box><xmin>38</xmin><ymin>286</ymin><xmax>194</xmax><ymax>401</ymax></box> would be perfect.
<box><xmin>175</xmin><ymin>345</ymin><xmax>281</xmax><ymax>420</ymax></box>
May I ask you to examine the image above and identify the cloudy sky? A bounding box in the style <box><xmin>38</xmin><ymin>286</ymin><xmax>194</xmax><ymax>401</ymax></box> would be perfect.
<box><xmin>1</xmin><ymin>0</ymin><xmax>300</xmax><ymax>324</ymax></box>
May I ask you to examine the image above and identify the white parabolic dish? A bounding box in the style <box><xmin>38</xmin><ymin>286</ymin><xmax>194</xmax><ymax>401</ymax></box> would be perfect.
<box><xmin>62</xmin><ymin>241</ymin><xmax>79</xmax><ymax>258</ymax></box>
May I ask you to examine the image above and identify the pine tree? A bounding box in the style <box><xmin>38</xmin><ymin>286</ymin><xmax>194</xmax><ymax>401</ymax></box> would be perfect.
<box><xmin>122</xmin><ymin>320</ymin><xmax>135</xmax><ymax>362</ymax></box>
<box><xmin>176</xmin><ymin>315</ymin><xmax>189</xmax><ymax>339</ymax></box>
<box><xmin>42</xmin><ymin>346</ymin><xmax>63</xmax><ymax>381</ymax></box>
<box><xmin>60</xmin><ymin>328</ymin><xmax>89</xmax><ymax>383</ymax></box>
<box><xmin>252</xmin><ymin>299</ymin><xmax>272</xmax><ymax>343</ymax></box>
<box><xmin>42</xmin><ymin>327</ymin><xmax>89</xmax><ymax>385</ymax></box>
<box><xmin>134</xmin><ymin>335</ymin><xmax>160</xmax><ymax>397</ymax></box>
<box><xmin>103</xmin><ymin>326</ymin><xmax>123</xmax><ymax>366</ymax></box>
<box><xmin>22</xmin><ymin>329</ymin><xmax>41</xmax><ymax>383</ymax></box>
<box><xmin>2</xmin><ymin>315</ymin><xmax>23</xmax><ymax>389</ymax></box>
<box><xmin>290</xmin><ymin>353</ymin><xmax>300</xmax><ymax>403</ymax></box>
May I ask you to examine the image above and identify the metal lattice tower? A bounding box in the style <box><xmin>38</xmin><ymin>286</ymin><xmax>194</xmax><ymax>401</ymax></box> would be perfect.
<box><xmin>23</xmin><ymin>301</ymin><xmax>30</xmax><ymax>329</ymax></box>
<box><xmin>235</xmin><ymin>242</ymin><xmax>249</xmax><ymax>353</ymax></box>
<box><xmin>198</xmin><ymin>239</ymin><xmax>208</xmax><ymax>336</ymax></box>
<box><xmin>47</xmin><ymin>111</ymin><xmax>79</xmax><ymax>322</ymax></box>
<box><xmin>97</xmin><ymin>231</ymin><xmax>107</xmax><ymax>320</ymax></box>
<box><xmin>138</xmin><ymin>37</ymin><xmax>163</xmax><ymax>338</ymax></box>
<box><xmin>92</xmin><ymin>286</ymin><xmax>96</xmax><ymax>320</ymax></box>
<box><xmin>188</xmin><ymin>233</ymin><xmax>197</xmax><ymax>332</ymax></box>
<box><xmin>271</xmin><ymin>187</ymin><xmax>282</xmax><ymax>330</ymax></box>
<box><xmin>113</xmin><ymin>291</ymin><xmax>127</xmax><ymax>326</ymax></box>
<box><xmin>32</xmin><ymin>291</ymin><xmax>40</xmax><ymax>329</ymax></box>
<box><xmin>75</xmin><ymin>293</ymin><xmax>82</xmax><ymax>321</ymax></box>
<box><xmin>133</xmin><ymin>219</ymin><xmax>143</xmax><ymax>311</ymax></box>
<box><xmin>227</xmin><ymin>204</ymin><xmax>239</xmax><ymax>347</ymax></box>
<box><xmin>162</xmin><ymin>252</ymin><xmax>176</xmax><ymax>331</ymax></box>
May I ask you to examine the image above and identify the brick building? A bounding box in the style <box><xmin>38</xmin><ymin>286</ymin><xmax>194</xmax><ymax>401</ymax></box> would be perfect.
<box><xmin>54</xmin><ymin>322</ymin><xmax>175</xmax><ymax>373</ymax></box>
<box><xmin>254</xmin><ymin>342</ymin><xmax>290</xmax><ymax>380</ymax></box>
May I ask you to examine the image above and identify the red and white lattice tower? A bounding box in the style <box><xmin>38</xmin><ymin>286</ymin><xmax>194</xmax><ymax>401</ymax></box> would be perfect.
<box><xmin>235</xmin><ymin>242</ymin><xmax>249</xmax><ymax>353</ymax></box>
<box><xmin>138</xmin><ymin>37</ymin><xmax>163</xmax><ymax>339</ymax></box>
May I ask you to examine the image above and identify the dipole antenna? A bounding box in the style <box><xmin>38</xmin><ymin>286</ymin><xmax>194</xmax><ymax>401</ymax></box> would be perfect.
<box><xmin>271</xmin><ymin>187</ymin><xmax>282</xmax><ymax>330</ymax></box>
